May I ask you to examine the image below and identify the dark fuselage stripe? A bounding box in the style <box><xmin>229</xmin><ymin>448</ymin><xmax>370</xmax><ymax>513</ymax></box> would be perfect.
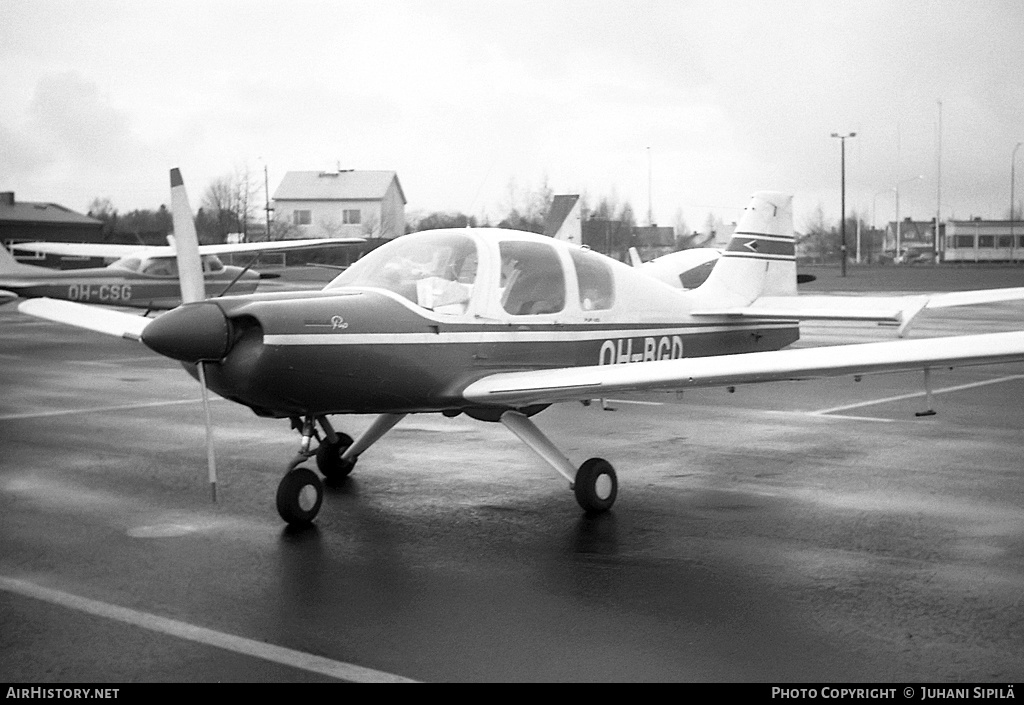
<box><xmin>724</xmin><ymin>236</ymin><xmax>795</xmax><ymax>258</ymax></box>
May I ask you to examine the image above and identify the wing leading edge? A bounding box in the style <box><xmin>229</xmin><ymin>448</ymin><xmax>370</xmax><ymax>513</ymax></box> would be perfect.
<box><xmin>461</xmin><ymin>330</ymin><xmax>1024</xmax><ymax>407</ymax></box>
<box><xmin>10</xmin><ymin>238</ymin><xmax>365</xmax><ymax>260</ymax></box>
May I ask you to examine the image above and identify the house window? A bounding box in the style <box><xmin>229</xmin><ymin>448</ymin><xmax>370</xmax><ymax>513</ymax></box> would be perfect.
<box><xmin>343</xmin><ymin>209</ymin><xmax>361</xmax><ymax>225</ymax></box>
<box><xmin>978</xmin><ymin>235</ymin><xmax>995</xmax><ymax>248</ymax></box>
<box><xmin>293</xmin><ymin>210</ymin><xmax>311</xmax><ymax>226</ymax></box>
<box><xmin>953</xmin><ymin>235</ymin><xmax>973</xmax><ymax>249</ymax></box>
<box><xmin>998</xmin><ymin>235</ymin><xmax>1013</xmax><ymax>248</ymax></box>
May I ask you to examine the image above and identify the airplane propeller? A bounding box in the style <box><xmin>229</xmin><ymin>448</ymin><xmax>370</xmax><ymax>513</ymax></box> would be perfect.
<box><xmin>169</xmin><ymin>167</ymin><xmax>219</xmax><ymax>501</ymax></box>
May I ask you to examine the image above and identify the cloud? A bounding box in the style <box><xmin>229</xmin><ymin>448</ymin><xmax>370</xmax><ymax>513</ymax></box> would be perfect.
<box><xmin>28</xmin><ymin>72</ymin><xmax>136</xmax><ymax>166</ymax></box>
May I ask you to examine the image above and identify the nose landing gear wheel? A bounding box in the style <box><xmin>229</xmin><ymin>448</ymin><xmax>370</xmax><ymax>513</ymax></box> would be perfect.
<box><xmin>574</xmin><ymin>457</ymin><xmax>617</xmax><ymax>514</ymax></box>
<box><xmin>315</xmin><ymin>432</ymin><xmax>356</xmax><ymax>484</ymax></box>
<box><xmin>276</xmin><ymin>466</ymin><xmax>324</xmax><ymax>526</ymax></box>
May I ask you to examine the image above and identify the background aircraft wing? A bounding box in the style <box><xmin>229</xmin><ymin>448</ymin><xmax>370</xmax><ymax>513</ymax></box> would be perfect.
<box><xmin>461</xmin><ymin>330</ymin><xmax>1024</xmax><ymax>407</ymax></box>
<box><xmin>194</xmin><ymin>238</ymin><xmax>365</xmax><ymax>255</ymax></box>
<box><xmin>9</xmin><ymin>242</ymin><xmax>159</xmax><ymax>259</ymax></box>
<box><xmin>10</xmin><ymin>238</ymin><xmax>363</xmax><ymax>261</ymax></box>
<box><xmin>17</xmin><ymin>298</ymin><xmax>151</xmax><ymax>340</ymax></box>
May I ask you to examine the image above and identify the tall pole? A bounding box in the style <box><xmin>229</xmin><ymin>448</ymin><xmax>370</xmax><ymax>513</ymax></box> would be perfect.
<box><xmin>264</xmin><ymin>163</ymin><xmax>272</xmax><ymax>241</ymax></box>
<box><xmin>832</xmin><ymin>132</ymin><xmax>856</xmax><ymax>276</ymax></box>
<box><xmin>936</xmin><ymin>99</ymin><xmax>942</xmax><ymax>261</ymax></box>
<box><xmin>895</xmin><ymin>185</ymin><xmax>901</xmax><ymax>260</ymax></box>
<box><xmin>647</xmin><ymin>146</ymin><xmax>653</xmax><ymax>226</ymax></box>
<box><xmin>1012</xmin><ymin>142</ymin><xmax>1021</xmax><ymax>262</ymax></box>
<box><xmin>841</xmin><ymin>140</ymin><xmax>847</xmax><ymax>276</ymax></box>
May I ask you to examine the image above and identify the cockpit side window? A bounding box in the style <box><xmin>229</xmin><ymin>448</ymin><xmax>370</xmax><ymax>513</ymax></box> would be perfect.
<box><xmin>570</xmin><ymin>248</ymin><xmax>615</xmax><ymax>311</ymax></box>
<box><xmin>327</xmin><ymin>231</ymin><xmax>478</xmax><ymax>315</ymax></box>
<box><xmin>111</xmin><ymin>257</ymin><xmax>142</xmax><ymax>272</ymax></box>
<box><xmin>499</xmin><ymin>241</ymin><xmax>565</xmax><ymax>316</ymax></box>
<box><xmin>202</xmin><ymin>256</ymin><xmax>224</xmax><ymax>273</ymax></box>
<box><xmin>142</xmin><ymin>258</ymin><xmax>178</xmax><ymax>276</ymax></box>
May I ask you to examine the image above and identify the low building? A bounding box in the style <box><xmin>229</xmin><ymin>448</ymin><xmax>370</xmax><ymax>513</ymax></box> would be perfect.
<box><xmin>632</xmin><ymin>225</ymin><xmax>676</xmax><ymax>260</ymax></box>
<box><xmin>884</xmin><ymin>218</ymin><xmax>938</xmax><ymax>262</ymax></box>
<box><xmin>0</xmin><ymin>192</ymin><xmax>104</xmax><ymax>266</ymax></box>
<box><xmin>0</xmin><ymin>191</ymin><xmax>103</xmax><ymax>244</ymax></box>
<box><xmin>272</xmin><ymin>170</ymin><xmax>406</xmax><ymax>240</ymax></box>
<box><xmin>944</xmin><ymin>219</ymin><xmax>1024</xmax><ymax>262</ymax></box>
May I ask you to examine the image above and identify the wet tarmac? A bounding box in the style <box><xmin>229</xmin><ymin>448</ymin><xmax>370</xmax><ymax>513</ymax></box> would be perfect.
<box><xmin>1</xmin><ymin>284</ymin><xmax>1023</xmax><ymax>682</ymax></box>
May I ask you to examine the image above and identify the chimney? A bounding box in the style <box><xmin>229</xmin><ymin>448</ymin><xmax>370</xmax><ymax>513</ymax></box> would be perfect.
<box><xmin>0</xmin><ymin>192</ymin><xmax>13</xmax><ymax>206</ymax></box>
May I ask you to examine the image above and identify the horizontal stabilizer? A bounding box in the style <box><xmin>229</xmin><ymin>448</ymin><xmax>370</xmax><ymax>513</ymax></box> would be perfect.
<box><xmin>18</xmin><ymin>298</ymin><xmax>151</xmax><ymax>340</ymax></box>
<box><xmin>694</xmin><ymin>286</ymin><xmax>1024</xmax><ymax>336</ymax></box>
<box><xmin>924</xmin><ymin>287</ymin><xmax>1024</xmax><ymax>309</ymax></box>
<box><xmin>692</xmin><ymin>294</ymin><xmax>923</xmax><ymax>323</ymax></box>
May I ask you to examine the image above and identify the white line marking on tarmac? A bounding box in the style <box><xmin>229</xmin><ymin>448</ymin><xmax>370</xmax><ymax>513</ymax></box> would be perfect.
<box><xmin>810</xmin><ymin>374</ymin><xmax>1024</xmax><ymax>416</ymax></box>
<box><xmin>604</xmin><ymin>398</ymin><xmax>665</xmax><ymax>406</ymax></box>
<box><xmin>74</xmin><ymin>357</ymin><xmax>164</xmax><ymax>367</ymax></box>
<box><xmin>0</xmin><ymin>576</ymin><xmax>418</xmax><ymax>683</ymax></box>
<box><xmin>0</xmin><ymin>398</ymin><xmax>224</xmax><ymax>421</ymax></box>
<box><xmin>811</xmin><ymin>413</ymin><xmax>896</xmax><ymax>423</ymax></box>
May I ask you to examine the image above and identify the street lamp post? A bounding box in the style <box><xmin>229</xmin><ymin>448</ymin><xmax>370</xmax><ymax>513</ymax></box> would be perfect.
<box><xmin>831</xmin><ymin>132</ymin><xmax>856</xmax><ymax>276</ymax></box>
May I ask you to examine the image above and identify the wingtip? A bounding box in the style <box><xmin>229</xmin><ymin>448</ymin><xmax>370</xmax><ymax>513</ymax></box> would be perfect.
<box><xmin>170</xmin><ymin>168</ymin><xmax>183</xmax><ymax>188</ymax></box>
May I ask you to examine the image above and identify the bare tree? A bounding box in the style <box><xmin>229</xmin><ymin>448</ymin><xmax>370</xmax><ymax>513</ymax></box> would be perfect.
<box><xmin>200</xmin><ymin>166</ymin><xmax>261</xmax><ymax>243</ymax></box>
<box><xmin>801</xmin><ymin>204</ymin><xmax>837</xmax><ymax>263</ymax></box>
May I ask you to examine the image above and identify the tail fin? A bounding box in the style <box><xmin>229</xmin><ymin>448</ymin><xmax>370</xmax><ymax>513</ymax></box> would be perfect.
<box><xmin>691</xmin><ymin>191</ymin><xmax>795</xmax><ymax>307</ymax></box>
<box><xmin>0</xmin><ymin>243</ymin><xmax>37</xmax><ymax>275</ymax></box>
<box><xmin>169</xmin><ymin>168</ymin><xmax>206</xmax><ymax>304</ymax></box>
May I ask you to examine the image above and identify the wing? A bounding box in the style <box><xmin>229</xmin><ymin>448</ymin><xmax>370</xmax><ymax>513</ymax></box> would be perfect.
<box><xmin>9</xmin><ymin>242</ymin><xmax>157</xmax><ymax>259</ymax></box>
<box><xmin>18</xmin><ymin>298</ymin><xmax>151</xmax><ymax>340</ymax></box>
<box><xmin>9</xmin><ymin>238</ymin><xmax>363</xmax><ymax>261</ymax></box>
<box><xmin>461</xmin><ymin>330</ymin><xmax>1024</xmax><ymax>407</ymax></box>
<box><xmin>193</xmin><ymin>238</ymin><xmax>365</xmax><ymax>256</ymax></box>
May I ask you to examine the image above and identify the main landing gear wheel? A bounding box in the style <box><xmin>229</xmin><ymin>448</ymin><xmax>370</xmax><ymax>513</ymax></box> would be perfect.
<box><xmin>574</xmin><ymin>457</ymin><xmax>618</xmax><ymax>514</ymax></box>
<box><xmin>316</xmin><ymin>432</ymin><xmax>356</xmax><ymax>484</ymax></box>
<box><xmin>276</xmin><ymin>466</ymin><xmax>324</xmax><ymax>526</ymax></box>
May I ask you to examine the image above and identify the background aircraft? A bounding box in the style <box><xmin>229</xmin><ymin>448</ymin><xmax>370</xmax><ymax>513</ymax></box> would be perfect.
<box><xmin>1</xmin><ymin>184</ymin><xmax>363</xmax><ymax>310</ymax></box>
<box><xmin>18</xmin><ymin>172</ymin><xmax>1024</xmax><ymax>528</ymax></box>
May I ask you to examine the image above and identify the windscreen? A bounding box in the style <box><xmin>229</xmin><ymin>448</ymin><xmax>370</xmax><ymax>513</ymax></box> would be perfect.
<box><xmin>326</xmin><ymin>231</ymin><xmax>478</xmax><ymax>314</ymax></box>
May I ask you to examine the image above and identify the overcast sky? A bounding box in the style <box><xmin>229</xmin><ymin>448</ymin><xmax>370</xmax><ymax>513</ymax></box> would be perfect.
<box><xmin>3</xmin><ymin>0</ymin><xmax>1024</xmax><ymax>231</ymax></box>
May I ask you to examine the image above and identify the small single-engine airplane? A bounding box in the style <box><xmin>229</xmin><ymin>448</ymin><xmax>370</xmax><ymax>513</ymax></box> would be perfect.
<box><xmin>18</xmin><ymin>169</ymin><xmax>1024</xmax><ymax>527</ymax></box>
<box><xmin>1</xmin><ymin>200</ymin><xmax>363</xmax><ymax>310</ymax></box>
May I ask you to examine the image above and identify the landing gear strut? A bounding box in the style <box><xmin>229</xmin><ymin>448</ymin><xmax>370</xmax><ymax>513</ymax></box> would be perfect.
<box><xmin>500</xmin><ymin>410</ymin><xmax>618</xmax><ymax>514</ymax></box>
<box><xmin>275</xmin><ymin>413</ymin><xmax>406</xmax><ymax>526</ymax></box>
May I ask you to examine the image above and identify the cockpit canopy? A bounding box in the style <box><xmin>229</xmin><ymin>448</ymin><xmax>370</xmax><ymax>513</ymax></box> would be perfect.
<box><xmin>326</xmin><ymin>229</ymin><xmax>617</xmax><ymax>318</ymax></box>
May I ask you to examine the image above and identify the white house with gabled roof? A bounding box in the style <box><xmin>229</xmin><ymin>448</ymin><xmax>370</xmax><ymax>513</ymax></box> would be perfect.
<box><xmin>272</xmin><ymin>170</ymin><xmax>406</xmax><ymax>240</ymax></box>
